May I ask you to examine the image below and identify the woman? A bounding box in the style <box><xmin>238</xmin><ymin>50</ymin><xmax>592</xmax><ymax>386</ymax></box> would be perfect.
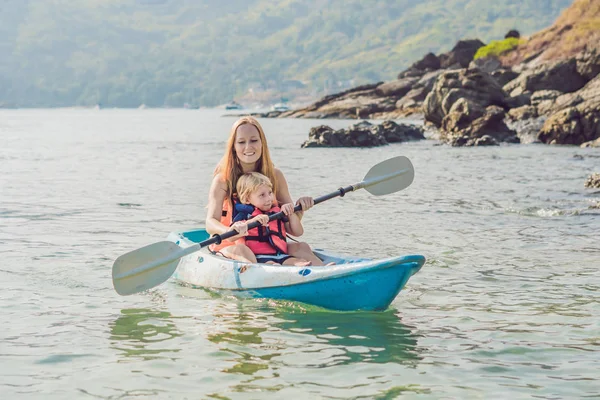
<box><xmin>206</xmin><ymin>116</ymin><xmax>324</xmax><ymax>265</ymax></box>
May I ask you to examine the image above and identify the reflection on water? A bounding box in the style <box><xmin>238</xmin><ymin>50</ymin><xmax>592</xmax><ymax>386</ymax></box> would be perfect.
<box><xmin>274</xmin><ymin>306</ymin><xmax>422</xmax><ymax>366</ymax></box>
<box><xmin>204</xmin><ymin>300</ymin><xmax>422</xmax><ymax>380</ymax></box>
<box><xmin>109</xmin><ymin>308</ymin><xmax>182</xmax><ymax>361</ymax></box>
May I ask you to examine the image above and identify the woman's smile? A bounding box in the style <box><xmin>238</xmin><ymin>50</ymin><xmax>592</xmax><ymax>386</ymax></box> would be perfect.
<box><xmin>235</xmin><ymin>124</ymin><xmax>262</xmax><ymax>165</ymax></box>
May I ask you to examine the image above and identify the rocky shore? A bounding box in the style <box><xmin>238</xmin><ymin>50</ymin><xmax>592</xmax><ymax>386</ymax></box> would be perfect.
<box><xmin>252</xmin><ymin>0</ymin><xmax>600</xmax><ymax>149</ymax></box>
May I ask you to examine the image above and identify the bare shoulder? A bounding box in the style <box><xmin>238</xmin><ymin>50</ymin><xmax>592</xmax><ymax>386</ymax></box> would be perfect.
<box><xmin>210</xmin><ymin>173</ymin><xmax>228</xmax><ymax>193</ymax></box>
<box><xmin>274</xmin><ymin>167</ymin><xmax>287</xmax><ymax>181</ymax></box>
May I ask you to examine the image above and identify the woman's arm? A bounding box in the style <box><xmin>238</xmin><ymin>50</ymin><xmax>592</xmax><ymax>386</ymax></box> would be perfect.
<box><xmin>206</xmin><ymin>174</ymin><xmax>251</xmax><ymax>241</ymax></box>
<box><xmin>205</xmin><ymin>175</ymin><xmax>234</xmax><ymax>236</ymax></box>
<box><xmin>284</xmin><ymin>208</ymin><xmax>304</xmax><ymax>237</ymax></box>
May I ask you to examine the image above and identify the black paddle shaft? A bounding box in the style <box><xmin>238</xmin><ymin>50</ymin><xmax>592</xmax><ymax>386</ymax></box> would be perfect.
<box><xmin>208</xmin><ymin>184</ymin><xmax>356</xmax><ymax>246</ymax></box>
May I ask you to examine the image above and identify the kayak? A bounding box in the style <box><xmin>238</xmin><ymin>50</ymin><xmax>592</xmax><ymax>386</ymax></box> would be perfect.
<box><xmin>166</xmin><ymin>229</ymin><xmax>425</xmax><ymax>311</ymax></box>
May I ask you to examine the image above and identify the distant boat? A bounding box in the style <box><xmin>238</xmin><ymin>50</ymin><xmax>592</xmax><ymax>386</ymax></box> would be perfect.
<box><xmin>271</xmin><ymin>103</ymin><xmax>291</xmax><ymax>112</ymax></box>
<box><xmin>225</xmin><ymin>101</ymin><xmax>243</xmax><ymax>110</ymax></box>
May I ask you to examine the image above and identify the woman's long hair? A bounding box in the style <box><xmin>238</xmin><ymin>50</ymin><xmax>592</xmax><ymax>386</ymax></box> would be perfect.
<box><xmin>215</xmin><ymin>116</ymin><xmax>277</xmax><ymax>208</ymax></box>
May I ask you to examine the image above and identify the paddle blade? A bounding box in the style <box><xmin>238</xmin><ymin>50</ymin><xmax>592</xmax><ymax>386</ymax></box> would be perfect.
<box><xmin>112</xmin><ymin>241</ymin><xmax>182</xmax><ymax>296</ymax></box>
<box><xmin>362</xmin><ymin>156</ymin><xmax>414</xmax><ymax>196</ymax></box>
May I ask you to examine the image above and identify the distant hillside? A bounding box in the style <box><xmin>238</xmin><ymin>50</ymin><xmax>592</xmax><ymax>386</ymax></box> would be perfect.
<box><xmin>0</xmin><ymin>0</ymin><xmax>573</xmax><ymax>107</ymax></box>
<box><xmin>501</xmin><ymin>0</ymin><xmax>600</xmax><ymax>65</ymax></box>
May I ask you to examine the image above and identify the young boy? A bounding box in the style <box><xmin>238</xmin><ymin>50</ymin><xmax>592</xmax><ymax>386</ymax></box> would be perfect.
<box><xmin>231</xmin><ymin>172</ymin><xmax>327</xmax><ymax>266</ymax></box>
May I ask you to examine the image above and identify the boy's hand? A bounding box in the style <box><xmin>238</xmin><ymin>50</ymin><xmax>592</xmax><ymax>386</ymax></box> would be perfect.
<box><xmin>251</xmin><ymin>214</ymin><xmax>270</xmax><ymax>226</ymax></box>
<box><xmin>230</xmin><ymin>221</ymin><xmax>249</xmax><ymax>236</ymax></box>
<box><xmin>281</xmin><ymin>203</ymin><xmax>295</xmax><ymax>216</ymax></box>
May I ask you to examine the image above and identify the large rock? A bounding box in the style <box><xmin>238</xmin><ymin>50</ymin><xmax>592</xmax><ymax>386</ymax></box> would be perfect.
<box><xmin>423</xmin><ymin>68</ymin><xmax>509</xmax><ymax>126</ymax></box>
<box><xmin>530</xmin><ymin>90</ymin><xmax>563</xmax><ymax>114</ymax></box>
<box><xmin>397</xmin><ymin>39</ymin><xmax>485</xmax><ymax>78</ymax></box>
<box><xmin>413</xmin><ymin>52</ymin><xmax>441</xmax><ymax>71</ymax></box>
<box><xmin>398</xmin><ymin>52</ymin><xmax>441</xmax><ymax>79</ymax></box>
<box><xmin>505</xmin><ymin>30</ymin><xmax>520</xmax><ymax>39</ymax></box>
<box><xmin>491</xmin><ymin>68</ymin><xmax>519</xmax><ymax>87</ymax></box>
<box><xmin>469</xmin><ymin>56</ymin><xmax>502</xmax><ymax>73</ymax></box>
<box><xmin>507</xmin><ymin>105</ymin><xmax>538</xmax><ymax>120</ymax></box>
<box><xmin>394</xmin><ymin>70</ymin><xmax>445</xmax><ymax>111</ymax></box>
<box><xmin>440</xmin><ymin>103</ymin><xmax>518</xmax><ymax>146</ymax></box>
<box><xmin>584</xmin><ymin>173</ymin><xmax>600</xmax><ymax>188</ymax></box>
<box><xmin>581</xmin><ymin>137</ymin><xmax>600</xmax><ymax>148</ymax></box>
<box><xmin>301</xmin><ymin>121</ymin><xmax>425</xmax><ymax>148</ymax></box>
<box><xmin>575</xmin><ymin>47</ymin><xmax>600</xmax><ymax>82</ymax></box>
<box><xmin>372</xmin><ymin>120</ymin><xmax>426</xmax><ymax>143</ymax></box>
<box><xmin>439</xmin><ymin>39</ymin><xmax>486</xmax><ymax>69</ymax></box>
<box><xmin>503</xmin><ymin>59</ymin><xmax>587</xmax><ymax>96</ymax></box>
<box><xmin>538</xmin><ymin>75</ymin><xmax>600</xmax><ymax>145</ymax></box>
<box><xmin>376</xmin><ymin>77</ymin><xmax>419</xmax><ymax>97</ymax></box>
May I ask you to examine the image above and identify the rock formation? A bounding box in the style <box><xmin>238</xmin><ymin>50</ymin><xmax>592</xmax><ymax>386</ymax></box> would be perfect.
<box><xmin>301</xmin><ymin>120</ymin><xmax>424</xmax><ymax>148</ymax></box>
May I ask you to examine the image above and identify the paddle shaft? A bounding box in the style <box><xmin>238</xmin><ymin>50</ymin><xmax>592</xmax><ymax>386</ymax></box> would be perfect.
<box><xmin>112</xmin><ymin>155</ymin><xmax>416</xmax><ymax>297</ymax></box>
<box><xmin>113</xmin><ymin>161</ymin><xmax>412</xmax><ymax>282</ymax></box>
<box><xmin>204</xmin><ymin>185</ymin><xmax>357</xmax><ymax>247</ymax></box>
<box><xmin>201</xmin><ymin>166</ymin><xmax>411</xmax><ymax>250</ymax></box>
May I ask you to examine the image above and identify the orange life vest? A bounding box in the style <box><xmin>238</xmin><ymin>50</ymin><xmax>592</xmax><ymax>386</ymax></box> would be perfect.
<box><xmin>209</xmin><ymin>196</ymin><xmax>285</xmax><ymax>254</ymax></box>
<box><xmin>236</xmin><ymin>206</ymin><xmax>288</xmax><ymax>256</ymax></box>
<box><xmin>208</xmin><ymin>197</ymin><xmax>236</xmax><ymax>252</ymax></box>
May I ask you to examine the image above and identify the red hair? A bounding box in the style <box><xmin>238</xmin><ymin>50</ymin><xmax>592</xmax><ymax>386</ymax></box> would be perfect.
<box><xmin>215</xmin><ymin>116</ymin><xmax>277</xmax><ymax>207</ymax></box>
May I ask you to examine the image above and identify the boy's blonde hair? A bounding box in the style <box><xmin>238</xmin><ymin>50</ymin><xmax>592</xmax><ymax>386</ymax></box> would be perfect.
<box><xmin>236</xmin><ymin>172</ymin><xmax>273</xmax><ymax>204</ymax></box>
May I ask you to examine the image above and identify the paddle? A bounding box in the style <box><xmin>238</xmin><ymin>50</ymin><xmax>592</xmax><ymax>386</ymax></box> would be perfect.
<box><xmin>112</xmin><ymin>155</ymin><xmax>414</xmax><ymax>296</ymax></box>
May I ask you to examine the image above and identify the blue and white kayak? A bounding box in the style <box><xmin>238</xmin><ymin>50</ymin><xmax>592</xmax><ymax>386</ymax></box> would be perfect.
<box><xmin>166</xmin><ymin>229</ymin><xmax>425</xmax><ymax>311</ymax></box>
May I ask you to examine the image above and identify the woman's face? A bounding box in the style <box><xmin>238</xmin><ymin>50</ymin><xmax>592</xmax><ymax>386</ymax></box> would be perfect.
<box><xmin>234</xmin><ymin>124</ymin><xmax>262</xmax><ymax>166</ymax></box>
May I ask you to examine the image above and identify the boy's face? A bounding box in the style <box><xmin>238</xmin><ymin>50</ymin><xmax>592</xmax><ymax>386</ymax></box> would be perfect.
<box><xmin>248</xmin><ymin>184</ymin><xmax>274</xmax><ymax>212</ymax></box>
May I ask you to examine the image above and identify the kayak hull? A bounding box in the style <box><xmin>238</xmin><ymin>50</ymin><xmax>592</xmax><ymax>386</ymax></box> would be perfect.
<box><xmin>167</xmin><ymin>229</ymin><xmax>425</xmax><ymax>311</ymax></box>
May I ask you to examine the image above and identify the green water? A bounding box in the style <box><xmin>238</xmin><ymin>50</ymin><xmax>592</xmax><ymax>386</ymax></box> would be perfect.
<box><xmin>1</xmin><ymin>109</ymin><xmax>599</xmax><ymax>399</ymax></box>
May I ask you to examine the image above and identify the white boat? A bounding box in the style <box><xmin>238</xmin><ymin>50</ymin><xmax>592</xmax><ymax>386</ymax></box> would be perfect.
<box><xmin>111</xmin><ymin>156</ymin><xmax>422</xmax><ymax>312</ymax></box>
<box><xmin>225</xmin><ymin>101</ymin><xmax>243</xmax><ymax>110</ymax></box>
<box><xmin>271</xmin><ymin>103</ymin><xmax>291</xmax><ymax>112</ymax></box>
<box><xmin>165</xmin><ymin>229</ymin><xmax>424</xmax><ymax>311</ymax></box>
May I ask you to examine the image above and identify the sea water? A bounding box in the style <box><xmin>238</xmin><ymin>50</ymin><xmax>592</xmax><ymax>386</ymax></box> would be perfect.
<box><xmin>1</xmin><ymin>109</ymin><xmax>599</xmax><ymax>399</ymax></box>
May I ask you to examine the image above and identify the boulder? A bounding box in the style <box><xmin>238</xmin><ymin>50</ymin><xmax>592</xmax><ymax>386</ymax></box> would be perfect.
<box><xmin>506</xmin><ymin>91</ymin><xmax>532</xmax><ymax>109</ymax></box>
<box><xmin>438</xmin><ymin>39</ymin><xmax>486</xmax><ymax>69</ymax></box>
<box><xmin>505</xmin><ymin>30</ymin><xmax>520</xmax><ymax>39</ymax></box>
<box><xmin>581</xmin><ymin>137</ymin><xmax>600</xmax><ymax>148</ymax></box>
<box><xmin>423</xmin><ymin>67</ymin><xmax>509</xmax><ymax>127</ymax></box>
<box><xmin>507</xmin><ymin>105</ymin><xmax>538</xmax><ymax>120</ymax></box>
<box><xmin>584</xmin><ymin>173</ymin><xmax>600</xmax><ymax>188</ymax></box>
<box><xmin>469</xmin><ymin>56</ymin><xmax>502</xmax><ymax>73</ymax></box>
<box><xmin>395</xmin><ymin>87</ymin><xmax>428</xmax><ymax>110</ymax></box>
<box><xmin>394</xmin><ymin>70</ymin><xmax>445</xmax><ymax>111</ymax></box>
<box><xmin>503</xmin><ymin>59</ymin><xmax>587</xmax><ymax>96</ymax></box>
<box><xmin>301</xmin><ymin>121</ymin><xmax>425</xmax><ymax>148</ymax></box>
<box><xmin>376</xmin><ymin>77</ymin><xmax>419</xmax><ymax>97</ymax></box>
<box><xmin>439</xmin><ymin>104</ymin><xmax>518</xmax><ymax>146</ymax></box>
<box><xmin>372</xmin><ymin>120</ymin><xmax>426</xmax><ymax>143</ymax></box>
<box><xmin>538</xmin><ymin>100</ymin><xmax>600</xmax><ymax>145</ymax></box>
<box><xmin>530</xmin><ymin>90</ymin><xmax>563</xmax><ymax>114</ymax></box>
<box><xmin>538</xmin><ymin>75</ymin><xmax>600</xmax><ymax>145</ymax></box>
<box><xmin>491</xmin><ymin>68</ymin><xmax>519</xmax><ymax>86</ymax></box>
<box><xmin>575</xmin><ymin>47</ymin><xmax>600</xmax><ymax>82</ymax></box>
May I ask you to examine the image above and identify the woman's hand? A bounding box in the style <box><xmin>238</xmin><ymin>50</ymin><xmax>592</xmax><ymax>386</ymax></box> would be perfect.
<box><xmin>295</xmin><ymin>196</ymin><xmax>314</xmax><ymax>211</ymax></box>
<box><xmin>280</xmin><ymin>203</ymin><xmax>295</xmax><ymax>216</ymax></box>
